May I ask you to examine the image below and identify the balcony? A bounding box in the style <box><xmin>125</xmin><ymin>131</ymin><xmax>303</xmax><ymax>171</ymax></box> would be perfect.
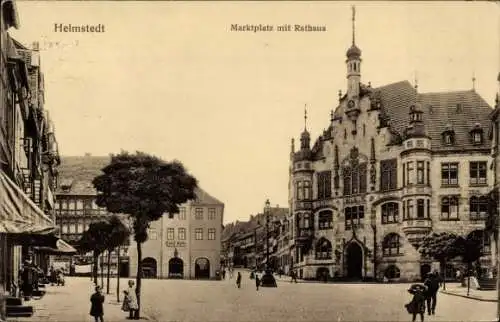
<box><xmin>402</xmin><ymin>185</ymin><xmax>432</xmax><ymax>197</ymax></box>
<box><xmin>402</xmin><ymin>218</ymin><xmax>432</xmax><ymax>234</ymax></box>
<box><xmin>294</xmin><ymin>201</ymin><xmax>312</xmax><ymax>211</ymax></box>
<box><xmin>295</xmin><ymin>228</ymin><xmax>313</xmax><ymax>243</ymax></box>
<box><xmin>312</xmin><ymin>198</ymin><xmax>334</xmax><ymax>210</ymax></box>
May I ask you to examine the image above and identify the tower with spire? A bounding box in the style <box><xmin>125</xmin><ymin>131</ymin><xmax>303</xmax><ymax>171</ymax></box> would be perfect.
<box><xmin>300</xmin><ymin>107</ymin><xmax>311</xmax><ymax>150</ymax></box>
<box><xmin>346</xmin><ymin>5</ymin><xmax>361</xmax><ymax>99</ymax></box>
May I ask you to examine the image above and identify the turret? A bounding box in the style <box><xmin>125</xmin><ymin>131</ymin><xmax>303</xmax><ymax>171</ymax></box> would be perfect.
<box><xmin>346</xmin><ymin>5</ymin><xmax>361</xmax><ymax>99</ymax></box>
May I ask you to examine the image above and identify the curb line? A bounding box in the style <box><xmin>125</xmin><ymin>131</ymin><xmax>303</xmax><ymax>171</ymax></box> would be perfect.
<box><xmin>440</xmin><ymin>290</ymin><xmax>498</xmax><ymax>303</ymax></box>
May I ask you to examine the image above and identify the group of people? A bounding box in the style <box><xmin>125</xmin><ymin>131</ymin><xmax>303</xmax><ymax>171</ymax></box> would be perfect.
<box><xmin>405</xmin><ymin>272</ymin><xmax>443</xmax><ymax>322</ymax></box>
<box><xmin>89</xmin><ymin>280</ymin><xmax>140</xmax><ymax>322</ymax></box>
<box><xmin>17</xmin><ymin>261</ymin><xmax>63</xmax><ymax>300</ymax></box>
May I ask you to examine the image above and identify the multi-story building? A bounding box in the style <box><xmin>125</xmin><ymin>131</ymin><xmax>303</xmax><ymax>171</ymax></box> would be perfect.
<box><xmin>288</xmin><ymin>9</ymin><xmax>496</xmax><ymax>282</ymax></box>
<box><xmin>128</xmin><ymin>188</ymin><xmax>224</xmax><ymax>279</ymax></box>
<box><xmin>1</xmin><ymin>0</ymin><xmax>61</xmax><ymax>301</ymax></box>
<box><xmin>55</xmin><ymin>154</ymin><xmax>130</xmax><ymax>275</ymax></box>
<box><xmin>221</xmin><ymin>205</ymin><xmax>289</xmax><ymax>271</ymax></box>
<box><xmin>489</xmin><ymin>73</ymin><xmax>500</xmax><ymax>270</ymax></box>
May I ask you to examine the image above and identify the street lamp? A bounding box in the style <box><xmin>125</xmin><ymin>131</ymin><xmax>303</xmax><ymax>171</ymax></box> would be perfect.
<box><xmin>370</xmin><ymin>208</ymin><xmax>378</xmax><ymax>282</ymax></box>
<box><xmin>260</xmin><ymin>199</ymin><xmax>277</xmax><ymax>287</ymax></box>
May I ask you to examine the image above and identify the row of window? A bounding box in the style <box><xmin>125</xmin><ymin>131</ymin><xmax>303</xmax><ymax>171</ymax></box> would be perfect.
<box><xmin>311</xmin><ymin>231</ymin><xmax>491</xmax><ymax>263</ymax></box>
<box><xmin>382</xmin><ymin>231</ymin><xmax>491</xmax><ymax>256</ymax></box>
<box><xmin>296</xmin><ymin>161</ymin><xmax>488</xmax><ymax>200</ymax></box>
<box><xmin>149</xmin><ymin>228</ymin><xmax>217</xmax><ymax>241</ymax></box>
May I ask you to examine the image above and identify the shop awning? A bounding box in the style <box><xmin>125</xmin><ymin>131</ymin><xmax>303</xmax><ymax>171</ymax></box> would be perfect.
<box><xmin>34</xmin><ymin>238</ymin><xmax>77</xmax><ymax>255</ymax></box>
<box><xmin>0</xmin><ymin>170</ymin><xmax>55</xmax><ymax>234</ymax></box>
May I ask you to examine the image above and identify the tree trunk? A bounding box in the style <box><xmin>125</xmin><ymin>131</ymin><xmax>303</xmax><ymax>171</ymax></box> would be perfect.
<box><xmin>116</xmin><ymin>246</ymin><xmax>121</xmax><ymax>303</ymax></box>
<box><xmin>136</xmin><ymin>241</ymin><xmax>143</xmax><ymax>319</ymax></box>
<box><xmin>467</xmin><ymin>262</ymin><xmax>471</xmax><ymax>297</ymax></box>
<box><xmin>100</xmin><ymin>254</ymin><xmax>104</xmax><ymax>288</ymax></box>
<box><xmin>106</xmin><ymin>250</ymin><xmax>111</xmax><ymax>294</ymax></box>
<box><xmin>442</xmin><ymin>259</ymin><xmax>447</xmax><ymax>290</ymax></box>
<box><xmin>93</xmin><ymin>253</ymin><xmax>98</xmax><ymax>285</ymax></box>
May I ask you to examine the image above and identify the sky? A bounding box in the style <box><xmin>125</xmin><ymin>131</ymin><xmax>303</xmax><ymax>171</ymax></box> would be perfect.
<box><xmin>10</xmin><ymin>1</ymin><xmax>500</xmax><ymax>224</ymax></box>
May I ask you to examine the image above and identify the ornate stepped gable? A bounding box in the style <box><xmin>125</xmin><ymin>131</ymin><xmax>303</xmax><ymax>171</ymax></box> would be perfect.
<box><xmin>326</xmin><ymin>81</ymin><xmax>492</xmax><ymax>149</ymax></box>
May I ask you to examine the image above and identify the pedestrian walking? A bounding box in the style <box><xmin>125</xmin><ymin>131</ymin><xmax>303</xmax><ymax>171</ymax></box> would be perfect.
<box><xmin>222</xmin><ymin>269</ymin><xmax>226</xmax><ymax>280</ymax></box>
<box><xmin>236</xmin><ymin>272</ymin><xmax>242</xmax><ymax>288</ymax></box>
<box><xmin>90</xmin><ymin>285</ymin><xmax>105</xmax><ymax>322</ymax></box>
<box><xmin>126</xmin><ymin>280</ymin><xmax>139</xmax><ymax>320</ymax></box>
<box><xmin>290</xmin><ymin>270</ymin><xmax>298</xmax><ymax>283</ymax></box>
<box><xmin>255</xmin><ymin>274</ymin><xmax>260</xmax><ymax>291</ymax></box>
<box><xmin>423</xmin><ymin>272</ymin><xmax>441</xmax><ymax>315</ymax></box>
<box><xmin>405</xmin><ymin>284</ymin><xmax>427</xmax><ymax>322</ymax></box>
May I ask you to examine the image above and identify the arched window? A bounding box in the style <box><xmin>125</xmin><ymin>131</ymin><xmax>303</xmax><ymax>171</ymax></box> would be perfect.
<box><xmin>470</xmin><ymin>196</ymin><xmax>488</xmax><ymax>220</ymax></box>
<box><xmin>440</xmin><ymin>196</ymin><xmax>459</xmax><ymax>220</ymax></box>
<box><xmin>468</xmin><ymin>230</ymin><xmax>491</xmax><ymax>254</ymax></box>
<box><xmin>381</xmin><ymin>203</ymin><xmax>399</xmax><ymax>224</ymax></box>
<box><xmin>384</xmin><ymin>265</ymin><xmax>401</xmax><ymax>279</ymax></box>
<box><xmin>315</xmin><ymin>238</ymin><xmax>332</xmax><ymax>260</ymax></box>
<box><xmin>318</xmin><ymin>210</ymin><xmax>333</xmax><ymax>230</ymax></box>
<box><xmin>382</xmin><ymin>233</ymin><xmax>402</xmax><ymax>257</ymax></box>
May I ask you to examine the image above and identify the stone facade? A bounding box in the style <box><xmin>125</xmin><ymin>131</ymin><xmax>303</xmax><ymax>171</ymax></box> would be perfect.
<box><xmin>128</xmin><ymin>188</ymin><xmax>224</xmax><ymax>279</ymax></box>
<box><xmin>289</xmin><ymin>9</ymin><xmax>495</xmax><ymax>282</ymax></box>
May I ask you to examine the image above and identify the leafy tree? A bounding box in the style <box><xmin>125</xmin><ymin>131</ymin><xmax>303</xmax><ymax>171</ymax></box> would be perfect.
<box><xmin>419</xmin><ymin>232</ymin><xmax>461</xmax><ymax>290</ymax></box>
<box><xmin>77</xmin><ymin>221</ymin><xmax>109</xmax><ymax>286</ymax></box>
<box><xmin>93</xmin><ymin>151</ymin><xmax>197</xmax><ymax>318</ymax></box>
<box><xmin>454</xmin><ymin>234</ymin><xmax>483</xmax><ymax>296</ymax></box>
<box><xmin>486</xmin><ymin>188</ymin><xmax>499</xmax><ymax>263</ymax></box>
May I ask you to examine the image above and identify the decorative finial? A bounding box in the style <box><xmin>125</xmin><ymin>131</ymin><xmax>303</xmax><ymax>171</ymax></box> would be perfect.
<box><xmin>368</xmin><ymin>81</ymin><xmax>371</xmax><ymax>88</ymax></box>
<box><xmin>330</xmin><ymin>109</ymin><xmax>334</xmax><ymax>122</ymax></box>
<box><xmin>338</xmin><ymin>90</ymin><xmax>342</xmax><ymax>100</ymax></box>
<box><xmin>472</xmin><ymin>72</ymin><xmax>476</xmax><ymax>90</ymax></box>
<box><xmin>304</xmin><ymin>104</ymin><xmax>308</xmax><ymax>130</ymax></box>
<box><xmin>351</xmin><ymin>5</ymin><xmax>356</xmax><ymax>45</ymax></box>
<box><xmin>414</xmin><ymin>71</ymin><xmax>418</xmax><ymax>90</ymax></box>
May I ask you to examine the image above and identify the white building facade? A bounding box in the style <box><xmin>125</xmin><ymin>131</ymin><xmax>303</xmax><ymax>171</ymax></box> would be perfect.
<box><xmin>129</xmin><ymin>188</ymin><xmax>224</xmax><ymax>279</ymax></box>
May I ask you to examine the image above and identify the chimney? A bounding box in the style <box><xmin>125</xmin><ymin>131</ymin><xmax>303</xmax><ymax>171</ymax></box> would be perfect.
<box><xmin>84</xmin><ymin>152</ymin><xmax>91</xmax><ymax>157</ymax></box>
<box><xmin>456</xmin><ymin>103</ymin><xmax>463</xmax><ymax>113</ymax></box>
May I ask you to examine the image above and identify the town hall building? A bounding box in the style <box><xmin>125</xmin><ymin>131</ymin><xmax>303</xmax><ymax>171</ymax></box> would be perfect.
<box><xmin>288</xmin><ymin>8</ymin><xmax>495</xmax><ymax>282</ymax></box>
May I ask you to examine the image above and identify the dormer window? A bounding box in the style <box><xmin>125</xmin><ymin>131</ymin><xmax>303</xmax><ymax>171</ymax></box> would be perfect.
<box><xmin>442</xmin><ymin>124</ymin><xmax>455</xmax><ymax>146</ymax></box>
<box><xmin>473</xmin><ymin>132</ymin><xmax>482</xmax><ymax>144</ymax></box>
<box><xmin>409</xmin><ymin>105</ymin><xmax>423</xmax><ymax>123</ymax></box>
<box><xmin>470</xmin><ymin>123</ymin><xmax>484</xmax><ymax>145</ymax></box>
<box><xmin>444</xmin><ymin>133</ymin><xmax>454</xmax><ymax>145</ymax></box>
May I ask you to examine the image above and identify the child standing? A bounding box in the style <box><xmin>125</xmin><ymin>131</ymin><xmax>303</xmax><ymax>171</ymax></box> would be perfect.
<box><xmin>405</xmin><ymin>284</ymin><xmax>427</xmax><ymax>322</ymax></box>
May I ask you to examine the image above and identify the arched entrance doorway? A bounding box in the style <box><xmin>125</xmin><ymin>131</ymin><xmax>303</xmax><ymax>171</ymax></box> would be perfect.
<box><xmin>195</xmin><ymin>258</ymin><xmax>210</xmax><ymax>279</ymax></box>
<box><xmin>141</xmin><ymin>257</ymin><xmax>157</xmax><ymax>278</ymax></box>
<box><xmin>345</xmin><ymin>242</ymin><xmax>363</xmax><ymax>280</ymax></box>
<box><xmin>316</xmin><ymin>267</ymin><xmax>329</xmax><ymax>281</ymax></box>
<box><xmin>168</xmin><ymin>257</ymin><xmax>184</xmax><ymax>279</ymax></box>
<box><xmin>420</xmin><ymin>264</ymin><xmax>431</xmax><ymax>281</ymax></box>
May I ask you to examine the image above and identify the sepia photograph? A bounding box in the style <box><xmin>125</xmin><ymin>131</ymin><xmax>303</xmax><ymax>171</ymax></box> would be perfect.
<box><xmin>0</xmin><ymin>1</ymin><xmax>499</xmax><ymax>321</ymax></box>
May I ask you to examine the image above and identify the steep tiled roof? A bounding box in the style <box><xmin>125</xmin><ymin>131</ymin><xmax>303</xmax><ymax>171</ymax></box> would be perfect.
<box><xmin>330</xmin><ymin>81</ymin><xmax>493</xmax><ymax>151</ymax></box>
<box><xmin>417</xmin><ymin>90</ymin><xmax>492</xmax><ymax>150</ymax></box>
<box><xmin>221</xmin><ymin>207</ymin><xmax>289</xmax><ymax>241</ymax></box>
<box><xmin>56</xmin><ymin>155</ymin><xmax>110</xmax><ymax>195</ymax></box>
<box><xmin>57</xmin><ymin>156</ymin><xmax>223</xmax><ymax>204</ymax></box>
<box><xmin>193</xmin><ymin>187</ymin><xmax>224</xmax><ymax>205</ymax></box>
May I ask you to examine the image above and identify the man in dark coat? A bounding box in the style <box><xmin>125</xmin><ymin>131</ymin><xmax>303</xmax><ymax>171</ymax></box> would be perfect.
<box><xmin>90</xmin><ymin>285</ymin><xmax>105</xmax><ymax>322</ymax></box>
<box><xmin>424</xmin><ymin>272</ymin><xmax>441</xmax><ymax>315</ymax></box>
